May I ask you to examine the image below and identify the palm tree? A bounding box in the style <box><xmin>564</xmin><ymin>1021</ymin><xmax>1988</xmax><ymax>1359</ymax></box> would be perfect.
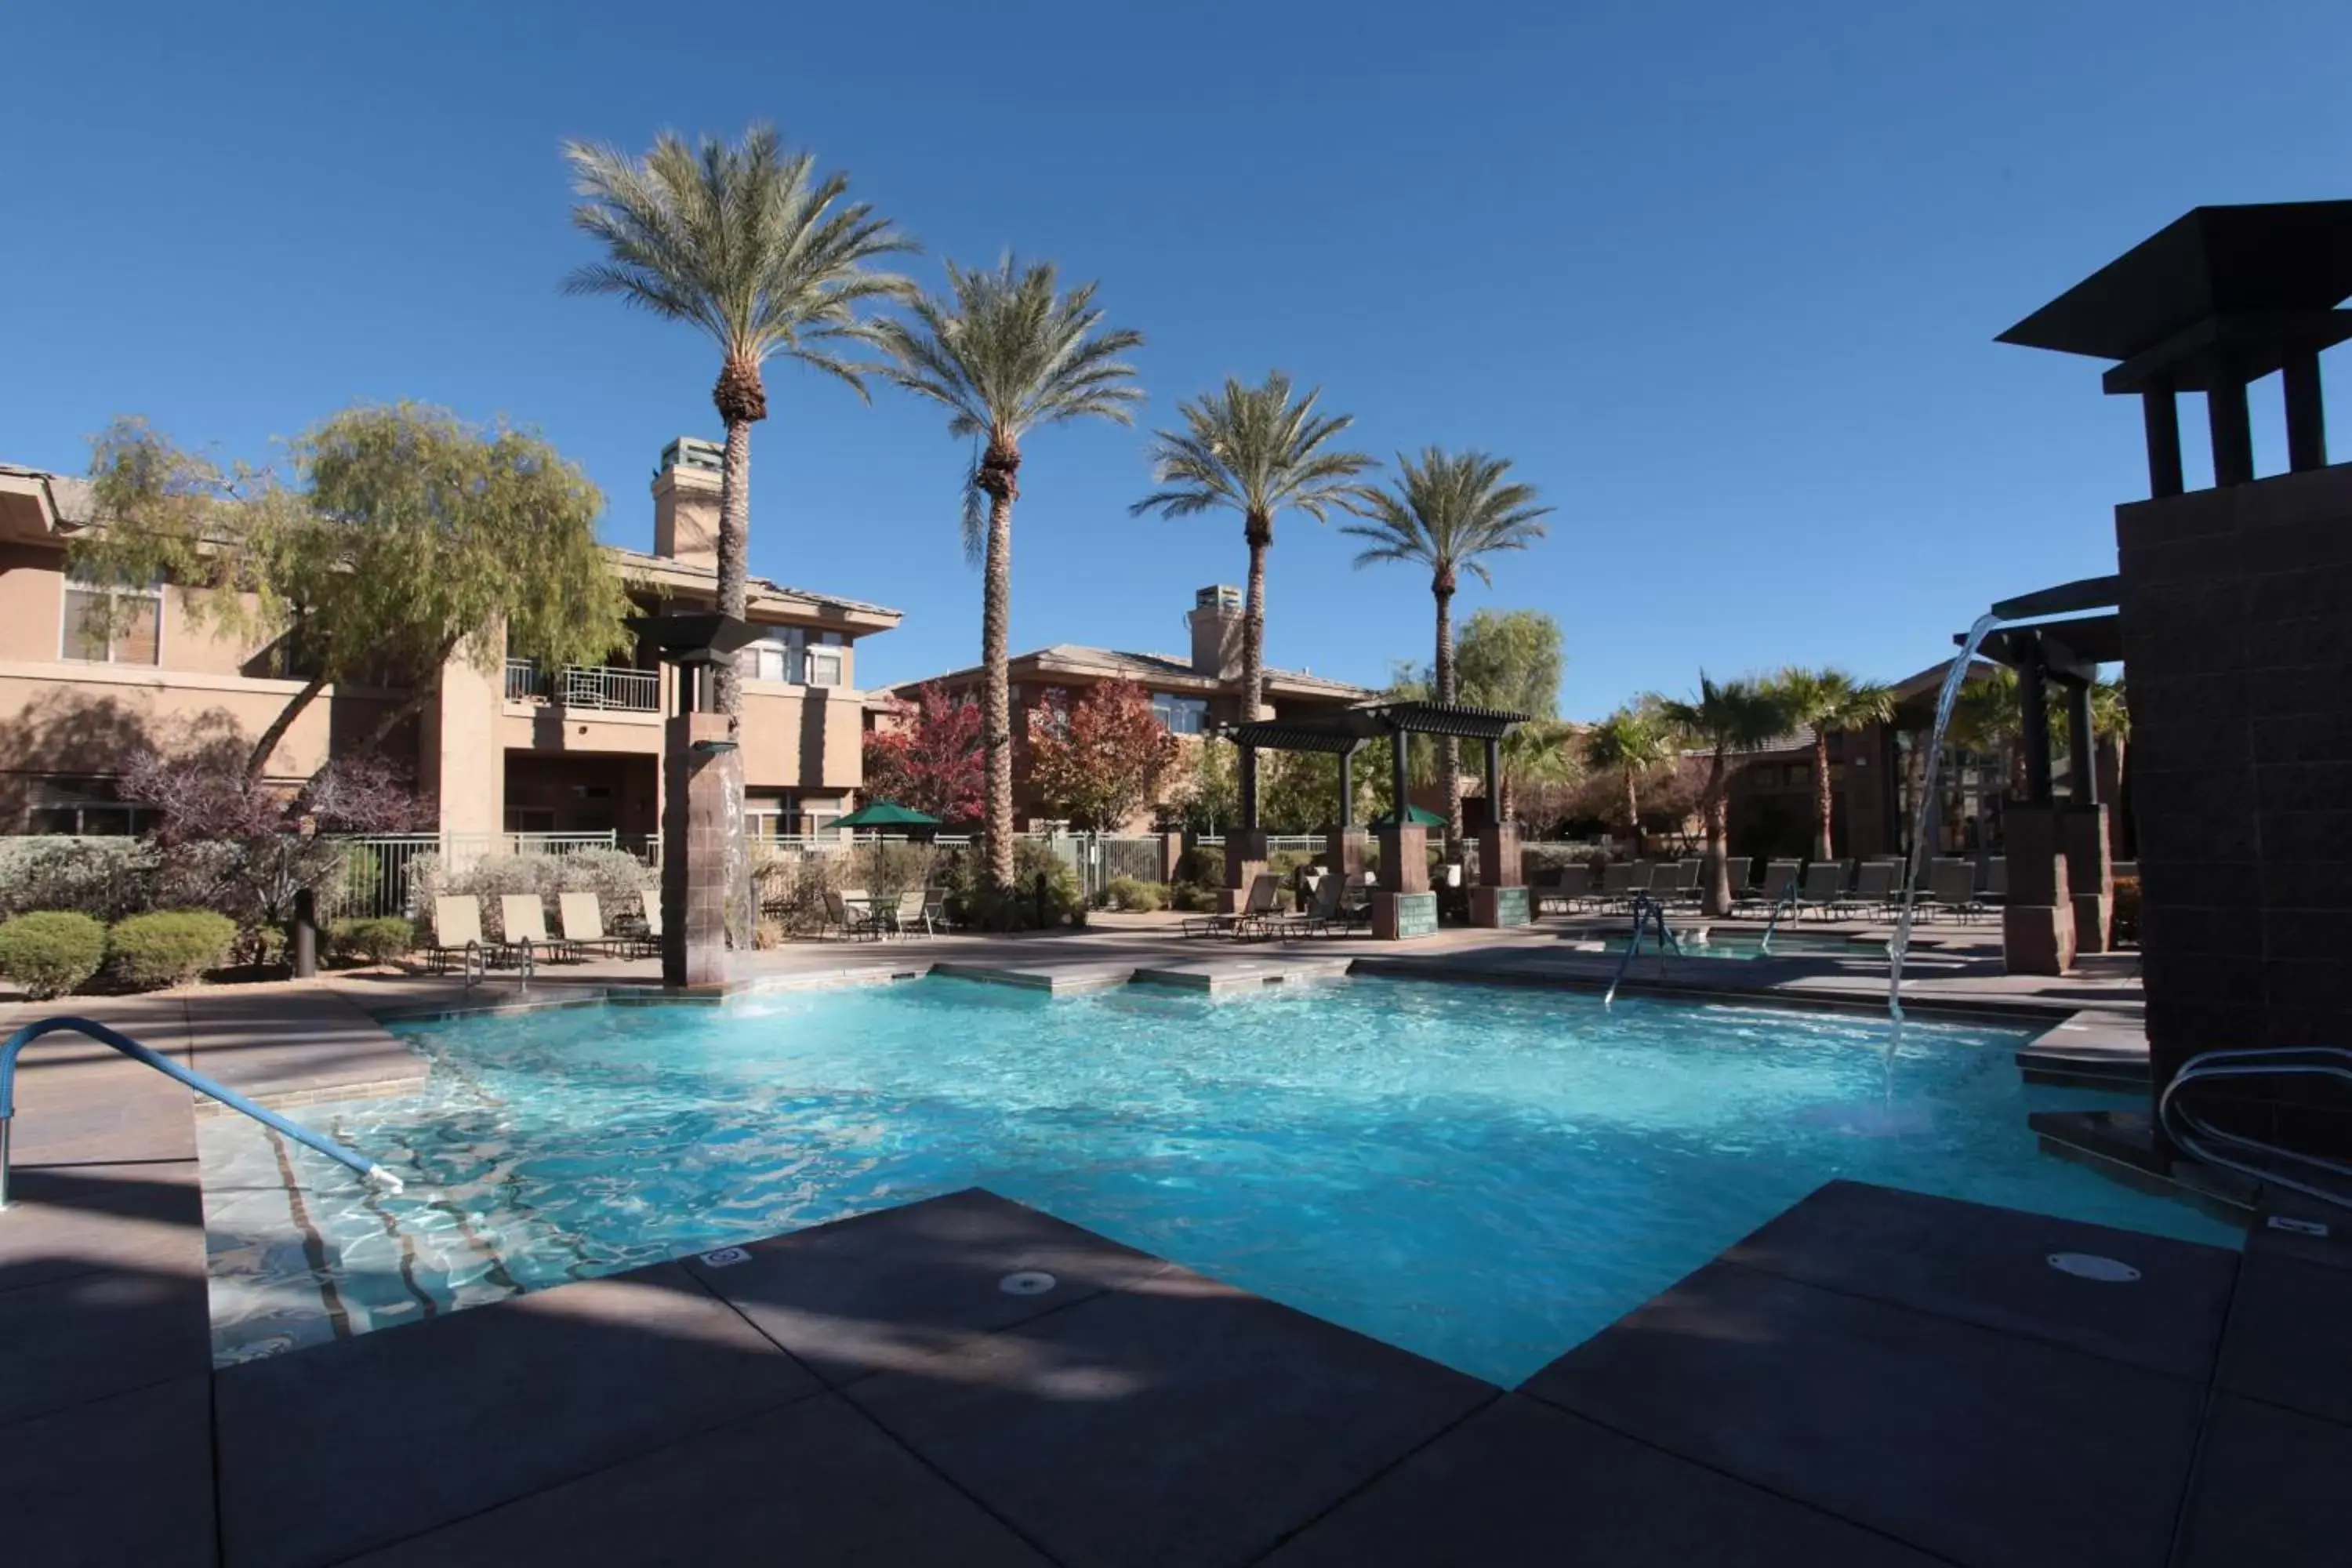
<box><xmin>1657</xmin><ymin>674</ymin><xmax>1793</xmax><ymax>915</ymax></box>
<box><xmin>1130</xmin><ymin>374</ymin><xmax>1374</xmax><ymax>723</ymax></box>
<box><xmin>562</xmin><ymin>126</ymin><xmax>913</xmax><ymax>721</ymax></box>
<box><xmin>1582</xmin><ymin>706</ymin><xmax>1672</xmax><ymax>854</ymax></box>
<box><xmin>1769</xmin><ymin>666</ymin><xmax>1895</xmax><ymax>860</ymax></box>
<box><xmin>1493</xmin><ymin>718</ymin><xmax>1581</xmax><ymax>828</ymax></box>
<box><xmin>863</xmin><ymin>256</ymin><xmax>1144</xmax><ymax>895</ymax></box>
<box><xmin>1341</xmin><ymin>449</ymin><xmax>1552</xmax><ymax>858</ymax></box>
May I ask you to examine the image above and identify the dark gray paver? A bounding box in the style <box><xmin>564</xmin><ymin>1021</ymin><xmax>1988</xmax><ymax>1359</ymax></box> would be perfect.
<box><xmin>215</xmin><ymin>1260</ymin><xmax>822</xmax><ymax>1568</ymax></box>
<box><xmin>850</xmin><ymin>1269</ymin><xmax>1497</xmax><ymax>1568</ymax></box>
<box><xmin>1264</xmin><ymin>1392</ymin><xmax>1940</xmax><ymax>1566</ymax></box>
<box><xmin>1723</xmin><ymin>1179</ymin><xmax>2241</xmax><ymax>1378</ymax></box>
<box><xmin>2172</xmin><ymin>1394</ymin><xmax>2352</xmax><ymax>1568</ymax></box>
<box><xmin>2216</xmin><ymin>1247</ymin><xmax>2352</xmax><ymax>1427</ymax></box>
<box><xmin>0</xmin><ymin>1372</ymin><xmax>216</xmax><ymax>1568</ymax></box>
<box><xmin>1521</xmin><ymin>1261</ymin><xmax>2205</xmax><ymax>1568</ymax></box>
<box><xmin>0</xmin><ymin>1156</ymin><xmax>206</xmax><ymax>1294</ymax></box>
<box><xmin>682</xmin><ymin>1187</ymin><xmax>1171</xmax><ymax>1385</ymax></box>
<box><xmin>2246</xmin><ymin>1196</ymin><xmax>2352</xmax><ymax>1274</ymax></box>
<box><xmin>346</xmin><ymin>1392</ymin><xmax>1048</xmax><ymax>1567</ymax></box>
<box><xmin>0</xmin><ymin>1240</ymin><xmax>211</xmax><ymax>1425</ymax></box>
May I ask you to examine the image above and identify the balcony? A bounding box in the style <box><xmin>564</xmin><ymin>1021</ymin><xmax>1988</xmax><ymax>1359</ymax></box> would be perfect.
<box><xmin>505</xmin><ymin>659</ymin><xmax>659</xmax><ymax>713</ymax></box>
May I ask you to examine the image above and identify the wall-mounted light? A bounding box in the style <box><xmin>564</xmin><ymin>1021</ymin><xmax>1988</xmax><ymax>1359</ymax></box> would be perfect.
<box><xmin>691</xmin><ymin>738</ymin><xmax>739</xmax><ymax>755</ymax></box>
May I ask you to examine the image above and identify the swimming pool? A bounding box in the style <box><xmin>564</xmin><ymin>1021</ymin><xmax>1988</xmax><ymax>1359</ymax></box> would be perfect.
<box><xmin>199</xmin><ymin>976</ymin><xmax>2238</xmax><ymax>1382</ymax></box>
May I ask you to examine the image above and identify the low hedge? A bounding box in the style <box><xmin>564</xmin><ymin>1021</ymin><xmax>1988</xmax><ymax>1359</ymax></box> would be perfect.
<box><xmin>108</xmin><ymin>909</ymin><xmax>239</xmax><ymax>991</ymax></box>
<box><xmin>0</xmin><ymin>911</ymin><xmax>109</xmax><ymax>1000</ymax></box>
<box><xmin>1104</xmin><ymin>876</ymin><xmax>1166</xmax><ymax>913</ymax></box>
<box><xmin>332</xmin><ymin>916</ymin><xmax>416</xmax><ymax>965</ymax></box>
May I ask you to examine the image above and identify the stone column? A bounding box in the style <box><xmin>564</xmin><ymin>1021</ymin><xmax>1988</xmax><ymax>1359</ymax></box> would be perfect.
<box><xmin>661</xmin><ymin>711</ymin><xmax>734</xmax><ymax>989</ymax></box>
<box><xmin>1324</xmin><ymin>826</ymin><xmax>1367</xmax><ymax>881</ymax></box>
<box><xmin>1221</xmin><ymin>829</ymin><xmax>1271</xmax><ymax>915</ymax></box>
<box><xmin>2064</xmin><ymin>804</ymin><xmax>2113</xmax><ymax>955</ymax></box>
<box><xmin>1372</xmin><ymin>824</ymin><xmax>1436</xmax><ymax>939</ymax></box>
<box><xmin>2001</xmin><ymin>804</ymin><xmax>2075</xmax><ymax>975</ymax></box>
<box><xmin>1470</xmin><ymin>823</ymin><xmax>1529</xmax><ymax>927</ymax></box>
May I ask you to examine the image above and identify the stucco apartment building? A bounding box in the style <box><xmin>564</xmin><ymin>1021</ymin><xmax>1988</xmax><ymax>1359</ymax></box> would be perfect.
<box><xmin>888</xmin><ymin>584</ymin><xmax>1376</xmax><ymax>831</ymax></box>
<box><xmin>0</xmin><ymin>438</ymin><xmax>898</xmax><ymax>844</ymax></box>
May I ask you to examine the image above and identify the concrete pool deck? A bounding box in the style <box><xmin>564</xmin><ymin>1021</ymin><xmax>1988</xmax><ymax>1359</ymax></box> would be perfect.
<box><xmin>13</xmin><ymin>917</ymin><xmax>2308</xmax><ymax>1566</ymax></box>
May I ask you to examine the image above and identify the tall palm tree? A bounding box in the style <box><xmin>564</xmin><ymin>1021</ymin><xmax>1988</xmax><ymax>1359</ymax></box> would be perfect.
<box><xmin>863</xmin><ymin>256</ymin><xmax>1144</xmax><ymax>895</ymax></box>
<box><xmin>1657</xmin><ymin>674</ymin><xmax>1793</xmax><ymax>915</ymax></box>
<box><xmin>1341</xmin><ymin>449</ymin><xmax>1552</xmax><ymax>858</ymax></box>
<box><xmin>1492</xmin><ymin>718</ymin><xmax>1581</xmax><ymax>828</ymax></box>
<box><xmin>1582</xmin><ymin>705</ymin><xmax>1671</xmax><ymax>854</ymax></box>
<box><xmin>1770</xmin><ymin>666</ymin><xmax>1895</xmax><ymax>859</ymax></box>
<box><xmin>562</xmin><ymin>126</ymin><xmax>913</xmax><ymax>720</ymax></box>
<box><xmin>1130</xmin><ymin>374</ymin><xmax>1374</xmax><ymax>723</ymax></box>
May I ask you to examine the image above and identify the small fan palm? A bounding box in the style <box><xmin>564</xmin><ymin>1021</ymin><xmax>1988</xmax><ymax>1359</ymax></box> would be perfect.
<box><xmin>1770</xmin><ymin>666</ymin><xmax>1895</xmax><ymax>858</ymax></box>
<box><xmin>862</xmin><ymin>256</ymin><xmax>1145</xmax><ymax>893</ymax></box>
<box><xmin>1657</xmin><ymin>674</ymin><xmax>1795</xmax><ymax>914</ymax></box>
<box><xmin>562</xmin><ymin>125</ymin><xmax>913</xmax><ymax>713</ymax></box>
<box><xmin>1131</xmin><ymin>374</ymin><xmax>1374</xmax><ymax>720</ymax></box>
<box><xmin>1582</xmin><ymin>706</ymin><xmax>1673</xmax><ymax>853</ymax></box>
<box><xmin>1341</xmin><ymin>449</ymin><xmax>1552</xmax><ymax>856</ymax></box>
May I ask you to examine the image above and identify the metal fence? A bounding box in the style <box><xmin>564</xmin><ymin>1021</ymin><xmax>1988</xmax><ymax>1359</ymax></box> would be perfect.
<box><xmin>332</xmin><ymin>830</ymin><xmax>655</xmax><ymax>920</ymax></box>
<box><xmin>503</xmin><ymin>659</ymin><xmax>661</xmax><ymax>713</ymax></box>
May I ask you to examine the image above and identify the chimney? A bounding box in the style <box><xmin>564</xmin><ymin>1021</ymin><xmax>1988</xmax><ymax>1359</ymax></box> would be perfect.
<box><xmin>651</xmin><ymin>437</ymin><xmax>724</xmax><ymax>567</ymax></box>
<box><xmin>1188</xmin><ymin>584</ymin><xmax>1245</xmax><ymax>682</ymax></box>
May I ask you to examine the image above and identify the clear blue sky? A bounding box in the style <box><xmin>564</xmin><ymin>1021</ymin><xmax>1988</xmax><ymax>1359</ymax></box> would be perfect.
<box><xmin>5</xmin><ymin>1</ymin><xmax>2346</xmax><ymax>717</ymax></box>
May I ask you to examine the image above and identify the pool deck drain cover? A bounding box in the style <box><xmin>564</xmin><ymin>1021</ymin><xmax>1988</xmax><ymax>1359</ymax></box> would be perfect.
<box><xmin>999</xmin><ymin>1270</ymin><xmax>1058</xmax><ymax>1296</ymax></box>
<box><xmin>2047</xmin><ymin>1251</ymin><xmax>2140</xmax><ymax>1282</ymax></box>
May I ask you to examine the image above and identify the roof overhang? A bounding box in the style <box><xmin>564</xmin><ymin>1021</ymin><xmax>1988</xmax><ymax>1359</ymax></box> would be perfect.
<box><xmin>1227</xmin><ymin>699</ymin><xmax>1530</xmax><ymax>753</ymax></box>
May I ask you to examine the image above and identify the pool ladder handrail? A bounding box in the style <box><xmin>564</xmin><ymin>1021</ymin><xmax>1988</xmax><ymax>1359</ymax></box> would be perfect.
<box><xmin>1756</xmin><ymin>878</ymin><xmax>1803</xmax><ymax>955</ymax></box>
<box><xmin>1604</xmin><ymin>893</ymin><xmax>1680</xmax><ymax>1007</ymax></box>
<box><xmin>0</xmin><ymin>1015</ymin><xmax>404</xmax><ymax>1210</ymax></box>
<box><xmin>2158</xmin><ymin>1046</ymin><xmax>2352</xmax><ymax>1213</ymax></box>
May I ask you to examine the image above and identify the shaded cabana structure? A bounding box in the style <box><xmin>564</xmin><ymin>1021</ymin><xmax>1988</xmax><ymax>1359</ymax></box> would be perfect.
<box><xmin>1224</xmin><ymin>701</ymin><xmax>1530</xmax><ymax>938</ymax></box>
<box><xmin>1955</xmin><ymin>576</ymin><xmax>2126</xmax><ymax>974</ymax></box>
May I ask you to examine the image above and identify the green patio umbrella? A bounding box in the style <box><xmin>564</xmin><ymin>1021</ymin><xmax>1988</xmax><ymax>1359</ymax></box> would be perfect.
<box><xmin>833</xmin><ymin>800</ymin><xmax>943</xmax><ymax>909</ymax></box>
<box><xmin>1366</xmin><ymin>804</ymin><xmax>1446</xmax><ymax>828</ymax></box>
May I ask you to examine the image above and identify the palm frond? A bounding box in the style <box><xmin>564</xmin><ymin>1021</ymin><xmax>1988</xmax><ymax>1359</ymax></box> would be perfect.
<box><xmin>1131</xmin><ymin>372</ymin><xmax>1374</xmax><ymax>531</ymax></box>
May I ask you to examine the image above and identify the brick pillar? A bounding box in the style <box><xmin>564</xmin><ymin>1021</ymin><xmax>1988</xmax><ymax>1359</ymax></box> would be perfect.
<box><xmin>1372</xmin><ymin>825</ymin><xmax>1436</xmax><ymax>939</ymax></box>
<box><xmin>1221</xmin><ymin>829</ymin><xmax>1270</xmax><ymax>916</ymax></box>
<box><xmin>1470</xmin><ymin>823</ymin><xmax>1529</xmax><ymax>927</ymax></box>
<box><xmin>1161</xmin><ymin>831</ymin><xmax>1186</xmax><ymax>884</ymax></box>
<box><xmin>1324</xmin><ymin>826</ymin><xmax>1367</xmax><ymax>880</ymax></box>
<box><xmin>2064</xmin><ymin>804</ymin><xmax>2113</xmax><ymax>955</ymax></box>
<box><xmin>661</xmin><ymin>712</ymin><xmax>734</xmax><ymax>989</ymax></box>
<box><xmin>2001</xmin><ymin>804</ymin><xmax>2076</xmax><ymax>975</ymax></box>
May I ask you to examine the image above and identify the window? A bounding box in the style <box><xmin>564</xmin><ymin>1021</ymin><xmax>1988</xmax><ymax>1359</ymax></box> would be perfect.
<box><xmin>746</xmin><ymin>790</ymin><xmax>842</xmax><ymax>837</ymax></box>
<box><xmin>27</xmin><ymin>779</ymin><xmax>156</xmax><ymax>836</ymax></box>
<box><xmin>1152</xmin><ymin>693</ymin><xmax>1210</xmax><ymax>735</ymax></box>
<box><xmin>806</xmin><ymin>633</ymin><xmax>844</xmax><ymax>688</ymax></box>
<box><xmin>62</xmin><ymin>575</ymin><xmax>161</xmax><ymax>665</ymax></box>
<box><xmin>736</xmin><ymin>626</ymin><xmax>847</xmax><ymax>687</ymax></box>
<box><xmin>739</xmin><ymin>629</ymin><xmax>793</xmax><ymax>684</ymax></box>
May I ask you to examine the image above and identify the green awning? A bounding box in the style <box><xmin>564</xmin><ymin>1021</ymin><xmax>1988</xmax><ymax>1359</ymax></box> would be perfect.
<box><xmin>835</xmin><ymin>800</ymin><xmax>942</xmax><ymax>829</ymax></box>
<box><xmin>1367</xmin><ymin>804</ymin><xmax>1445</xmax><ymax>828</ymax></box>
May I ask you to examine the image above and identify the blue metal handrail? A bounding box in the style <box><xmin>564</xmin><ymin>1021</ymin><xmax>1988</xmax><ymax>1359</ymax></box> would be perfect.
<box><xmin>1604</xmin><ymin>894</ymin><xmax>1679</xmax><ymax>1007</ymax></box>
<box><xmin>1757</xmin><ymin>879</ymin><xmax>1803</xmax><ymax>955</ymax></box>
<box><xmin>0</xmin><ymin>1015</ymin><xmax>403</xmax><ymax>1210</ymax></box>
<box><xmin>2158</xmin><ymin>1046</ymin><xmax>2352</xmax><ymax>1212</ymax></box>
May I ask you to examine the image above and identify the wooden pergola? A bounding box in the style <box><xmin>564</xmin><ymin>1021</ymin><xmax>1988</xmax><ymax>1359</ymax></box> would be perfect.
<box><xmin>1222</xmin><ymin>700</ymin><xmax>1529</xmax><ymax>832</ymax></box>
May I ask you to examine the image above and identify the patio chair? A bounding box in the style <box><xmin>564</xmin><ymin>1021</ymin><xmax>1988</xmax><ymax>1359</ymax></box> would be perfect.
<box><xmin>1668</xmin><ymin>858</ymin><xmax>1705</xmax><ymax>905</ymax></box>
<box><xmin>1924</xmin><ymin>860</ymin><xmax>1986</xmax><ymax>922</ymax></box>
<box><xmin>1794</xmin><ymin>861</ymin><xmax>1847</xmax><ymax>920</ymax></box>
<box><xmin>1180</xmin><ymin>872</ymin><xmax>1280</xmax><ymax>939</ymax></box>
<box><xmin>824</xmin><ymin>889</ymin><xmax>887</xmax><ymax>941</ymax></box>
<box><xmin>426</xmin><ymin>895</ymin><xmax>491</xmax><ymax>974</ymax></box>
<box><xmin>1280</xmin><ymin>869</ymin><xmax>1351</xmax><ymax>937</ymax></box>
<box><xmin>1842</xmin><ymin>860</ymin><xmax>1899</xmax><ymax>917</ymax></box>
<box><xmin>1736</xmin><ymin>859</ymin><xmax>1802</xmax><ymax>913</ymax></box>
<box><xmin>1595</xmin><ymin>862</ymin><xmax>1644</xmax><ymax>912</ymax></box>
<box><xmin>556</xmin><ymin>891</ymin><xmax>640</xmax><ymax>960</ymax></box>
<box><xmin>1984</xmin><ymin>856</ymin><xmax>2009</xmax><ymax>904</ymax></box>
<box><xmin>889</xmin><ymin>889</ymin><xmax>933</xmax><ymax>938</ymax></box>
<box><xmin>499</xmin><ymin>895</ymin><xmax>570</xmax><ymax>962</ymax></box>
<box><xmin>1532</xmin><ymin>862</ymin><xmax>1588</xmax><ymax>915</ymax></box>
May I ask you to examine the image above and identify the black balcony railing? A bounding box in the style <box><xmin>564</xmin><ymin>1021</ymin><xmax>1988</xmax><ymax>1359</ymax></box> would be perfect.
<box><xmin>504</xmin><ymin>659</ymin><xmax>659</xmax><ymax>713</ymax></box>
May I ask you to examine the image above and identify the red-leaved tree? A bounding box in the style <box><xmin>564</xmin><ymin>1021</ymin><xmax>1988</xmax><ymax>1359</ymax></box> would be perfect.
<box><xmin>1025</xmin><ymin>680</ymin><xmax>1181</xmax><ymax>833</ymax></box>
<box><xmin>862</xmin><ymin>681</ymin><xmax>985</xmax><ymax>824</ymax></box>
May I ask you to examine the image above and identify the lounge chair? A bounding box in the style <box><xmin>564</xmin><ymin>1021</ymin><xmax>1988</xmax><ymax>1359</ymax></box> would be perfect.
<box><xmin>824</xmin><ymin>888</ymin><xmax>887</xmax><ymax>941</ymax></box>
<box><xmin>500</xmin><ymin>894</ymin><xmax>569</xmax><ymax>961</ymax></box>
<box><xmin>557</xmin><ymin>891</ymin><xmax>640</xmax><ymax>960</ymax></box>
<box><xmin>888</xmin><ymin>889</ymin><xmax>933</xmax><ymax>938</ymax></box>
<box><xmin>1839</xmin><ymin>859</ymin><xmax>1899</xmax><ymax>917</ymax></box>
<box><xmin>1533</xmin><ymin>863</ymin><xmax>1592</xmax><ymax>915</ymax></box>
<box><xmin>426</xmin><ymin>895</ymin><xmax>530</xmax><ymax>975</ymax></box>
<box><xmin>1737</xmin><ymin>859</ymin><xmax>1802</xmax><ymax>913</ymax></box>
<box><xmin>1283</xmin><ymin>867</ymin><xmax>1370</xmax><ymax>937</ymax></box>
<box><xmin>1925</xmin><ymin>860</ymin><xmax>1986</xmax><ymax>922</ymax></box>
<box><xmin>1984</xmin><ymin>856</ymin><xmax>2009</xmax><ymax>904</ymax></box>
<box><xmin>1181</xmin><ymin>873</ymin><xmax>1281</xmax><ymax>939</ymax></box>
<box><xmin>1667</xmin><ymin>858</ymin><xmax>1705</xmax><ymax>906</ymax></box>
<box><xmin>638</xmin><ymin>896</ymin><xmax>662</xmax><ymax>955</ymax></box>
<box><xmin>1794</xmin><ymin>861</ymin><xmax>1847</xmax><ymax>920</ymax></box>
<box><xmin>1595</xmin><ymin>862</ymin><xmax>1644</xmax><ymax>912</ymax></box>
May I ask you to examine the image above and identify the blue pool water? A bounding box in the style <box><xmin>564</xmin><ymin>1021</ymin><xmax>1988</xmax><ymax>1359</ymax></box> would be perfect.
<box><xmin>201</xmin><ymin>977</ymin><xmax>2239</xmax><ymax>1381</ymax></box>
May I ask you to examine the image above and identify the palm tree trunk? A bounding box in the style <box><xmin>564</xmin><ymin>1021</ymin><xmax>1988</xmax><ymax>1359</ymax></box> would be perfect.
<box><xmin>1434</xmin><ymin>583</ymin><xmax>1461</xmax><ymax>861</ymax></box>
<box><xmin>245</xmin><ymin>670</ymin><xmax>332</xmax><ymax>785</ymax></box>
<box><xmin>1703</xmin><ymin>753</ymin><xmax>1732</xmax><ymax>916</ymax></box>
<box><xmin>1241</xmin><ymin>518</ymin><xmax>1269</xmax><ymax>718</ymax></box>
<box><xmin>1813</xmin><ymin>731</ymin><xmax>1835</xmax><ymax>860</ymax></box>
<box><xmin>1624</xmin><ymin>768</ymin><xmax>1641</xmax><ymax>856</ymax></box>
<box><xmin>714</xmin><ymin>416</ymin><xmax>752</xmax><ymax>719</ymax></box>
<box><xmin>980</xmin><ymin>488</ymin><xmax>1018</xmax><ymax>895</ymax></box>
<box><xmin>710</xmin><ymin>376</ymin><xmax>761</xmax><ymax>953</ymax></box>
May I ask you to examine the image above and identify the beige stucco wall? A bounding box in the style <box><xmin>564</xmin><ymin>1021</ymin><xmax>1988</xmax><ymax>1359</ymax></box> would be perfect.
<box><xmin>426</xmin><ymin>648</ymin><xmax>503</xmax><ymax>837</ymax></box>
<box><xmin>738</xmin><ymin>683</ymin><xmax>864</xmax><ymax>792</ymax></box>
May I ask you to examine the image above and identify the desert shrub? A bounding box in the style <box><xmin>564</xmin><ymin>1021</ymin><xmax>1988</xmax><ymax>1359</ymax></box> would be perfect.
<box><xmin>2111</xmin><ymin>874</ymin><xmax>2141</xmax><ymax>945</ymax></box>
<box><xmin>331</xmin><ymin>915</ymin><xmax>415</xmax><ymax>964</ymax></box>
<box><xmin>1175</xmin><ymin>844</ymin><xmax>1225</xmax><ymax>886</ymax></box>
<box><xmin>106</xmin><ymin>909</ymin><xmax>238</xmax><ymax>990</ymax></box>
<box><xmin>0</xmin><ymin>911</ymin><xmax>110</xmax><ymax>999</ymax></box>
<box><xmin>1522</xmin><ymin>842</ymin><xmax>1606</xmax><ymax>878</ymax></box>
<box><xmin>0</xmin><ymin>838</ymin><xmax>165</xmax><ymax>923</ymax></box>
<box><xmin>758</xmin><ymin>848</ymin><xmax>845</xmax><ymax>935</ymax></box>
<box><xmin>1168</xmin><ymin>882</ymin><xmax>1218</xmax><ymax>913</ymax></box>
<box><xmin>1105</xmin><ymin>876</ymin><xmax>1165</xmax><ymax>913</ymax></box>
<box><xmin>558</xmin><ymin>848</ymin><xmax>654</xmax><ymax>911</ymax></box>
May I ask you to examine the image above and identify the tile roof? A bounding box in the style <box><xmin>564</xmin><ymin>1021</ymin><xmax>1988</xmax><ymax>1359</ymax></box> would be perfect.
<box><xmin>893</xmin><ymin>643</ymin><xmax>1376</xmax><ymax>699</ymax></box>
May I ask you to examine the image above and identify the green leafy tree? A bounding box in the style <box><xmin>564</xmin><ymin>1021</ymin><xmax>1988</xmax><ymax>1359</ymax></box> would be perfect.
<box><xmin>1171</xmin><ymin>735</ymin><xmax>1242</xmax><ymax>833</ymax></box>
<box><xmin>1400</xmin><ymin>609</ymin><xmax>1571</xmax><ymax>828</ymax></box>
<box><xmin>862</xmin><ymin>256</ymin><xmax>1144</xmax><ymax>892</ymax></box>
<box><xmin>1582</xmin><ymin>705</ymin><xmax>1674</xmax><ymax>852</ymax></box>
<box><xmin>1657</xmin><ymin>674</ymin><xmax>1794</xmax><ymax>914</ymax></box>
<box><xmin>1341</xmin><ymin>450</ymin><xmax>1552</xmax><ymax>858</ymax></box>
<box><xmin>1131</xmin><ymin>373</ymin><xmax>1374</xmax><ymax>723</ymax></box>
<box><xmin>1768</xmin><ymin>666</ymin><xmax>1895</xmax><ymax>859</ymax></box>
<box><xmin>74</xmin><ymin>407</ymin><xmax>633</xmax><ymax>784</ymax></box>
